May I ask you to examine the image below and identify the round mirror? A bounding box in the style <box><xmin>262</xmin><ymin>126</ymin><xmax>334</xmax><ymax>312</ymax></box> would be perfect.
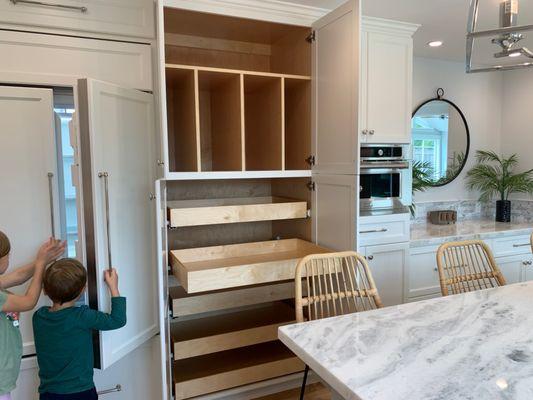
<box><xmin>411</xmin><ymin>89</ymin><xmax>470</xmax><ymax>186</ymax></box>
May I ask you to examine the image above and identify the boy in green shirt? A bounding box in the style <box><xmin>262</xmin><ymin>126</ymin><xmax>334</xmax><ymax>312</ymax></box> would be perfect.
<box><xmin>33</xmin><ymin>259</ymin><xmax>126</xmax><ymax>400</ymax></box>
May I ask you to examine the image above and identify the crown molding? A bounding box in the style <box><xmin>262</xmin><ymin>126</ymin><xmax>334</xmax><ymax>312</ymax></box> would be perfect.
<box><xmin>162</xmin><ymin>0</ymin><xmax>329</xmax><ymax>27</ymax></box>
<box><xmin>362</xmin><ymin>16</ymin><xmax>420</xmax><ymax>37</ymax></box>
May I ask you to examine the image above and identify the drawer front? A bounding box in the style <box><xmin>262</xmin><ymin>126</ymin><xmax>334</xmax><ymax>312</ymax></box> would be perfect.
<box><xmin>0</xmin><ymin>0</ymin><xmax>154</xmax><ymax>39</ymax></box>
<box><xmin>359</xmin><ymin>214</ymin><xmax>410</xmax><ymax>246</ymax></box>
<box><xmin>492</xmin><ymin>235</ymin><xmax>532</xmax><ymax>257</ymax></box>
<box><xmin>408</xmin><ymin>246</ymin><xmax>441</xmax><ymax>299</ymax></box>
<box><xmin>0</xmin><ymin>31</ymin><xmax>152</xmax><ymax>91</ymax></box>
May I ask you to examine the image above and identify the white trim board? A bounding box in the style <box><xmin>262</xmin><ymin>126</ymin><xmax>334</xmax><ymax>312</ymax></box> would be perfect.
<box><xmin>162</xmin><ymin>0</ymin><xmax>329</xmax><ymax>27</ymax></box>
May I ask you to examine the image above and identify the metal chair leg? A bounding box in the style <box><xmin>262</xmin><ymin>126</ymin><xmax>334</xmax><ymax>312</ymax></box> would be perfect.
<box><xmin>299</xmin><ymin>365</ymin><xmax>309</xmax><ymax>400</ymax></box>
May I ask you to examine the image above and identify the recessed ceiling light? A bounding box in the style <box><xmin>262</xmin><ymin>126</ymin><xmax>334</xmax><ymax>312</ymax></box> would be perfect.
<box><xmin>428</xmin><ymin>41</ymin><xmax>443</xmax><ymax>47</ymax></box>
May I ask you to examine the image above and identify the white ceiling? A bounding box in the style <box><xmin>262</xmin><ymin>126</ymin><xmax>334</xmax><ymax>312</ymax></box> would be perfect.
<box><xmin>287</xmin><ymin>0</ymin><xmax>533</xmax><ymax>64</ymax></box>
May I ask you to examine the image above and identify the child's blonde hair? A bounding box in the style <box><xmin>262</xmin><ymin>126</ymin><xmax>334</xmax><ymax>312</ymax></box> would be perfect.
<box><xmin>0</xmin><ymin>231</ymin><xmax>10</xmax><ymax>259</ymax></box>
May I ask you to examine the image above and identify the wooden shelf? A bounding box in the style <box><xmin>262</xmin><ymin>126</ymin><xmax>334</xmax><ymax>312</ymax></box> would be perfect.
<box><xmin>166</xmin><ymin>67</ymin><xmax>199</xmax><ymax>172</ymax></box>
<box><xmin>170</xmin><ymin>238</ymin><xmax>331</xmax><ymax>293</ymax></box>
<box><xmin>285</xmin><ymin>78</ymin><xmax>311</xmax><ymax>170</ymax></box>
<box><xmin>166</xmin><ymin>64</ymin><xmax>311</xmax><ymax>81</ymax></box>
<box><xmin>171</xmin><ymin>302</ymin><xmax>295</xmax><ymax>360</ymax></box>
<box><xmin>198</xmin><ymin>70</ymin><xmax>243</xmax><ymax>171</ymax></box>
<box><xmin>173</xmin><ymin>341</ymin><xmax>303</xmax><ymax>400</ymax></box>
<box><xmin>169</xmin><ymin>281</ymin><xmax>295</xmax><ymax>318</ymax></box>
<box><xmin>167</xmin><ymin>196</ymin><xmax>307</xmax><ymax>228</ymax></box>
<box><xmin>244</xmin><ymin>75</ymin><xmax>283</xmax><ymax>171</ymax></box>
<box><xmin>165</xmin><ymin>170</ymin><xmax>312</xmax><ymax>181</ymax></box>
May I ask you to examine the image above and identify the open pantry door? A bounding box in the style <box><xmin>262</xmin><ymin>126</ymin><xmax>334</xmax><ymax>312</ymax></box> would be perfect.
<box><xmin>311</xmin><ymin>0</ymin><xmax>360</xmax><ymax>175</ymax></box>
<box><xmin>0</xmin><ymin>86</ymin><xmax>60</xmax><ymax>356</ymax></box>
<box><xmin>77</xmin><ymin>79</ymin><xmax>158</xmax><ymax>369</ymax></box>
<box><xmin>311</xmin><ymin>0</ymin><xmax>360</xmax><ymax>251</ymax></box>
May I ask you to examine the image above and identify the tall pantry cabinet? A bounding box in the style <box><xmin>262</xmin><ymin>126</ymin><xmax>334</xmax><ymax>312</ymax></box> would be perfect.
<box><xmin>155</xmin><ymin>1</ymin><xmax>361</xmax><ymax>399</ymax></box>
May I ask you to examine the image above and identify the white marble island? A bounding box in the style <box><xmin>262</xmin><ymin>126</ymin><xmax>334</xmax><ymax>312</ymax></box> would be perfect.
<box><xmin>279</xmin><ymin>282</ymin><xmax>533</xmax><ymax>400</ymax></box>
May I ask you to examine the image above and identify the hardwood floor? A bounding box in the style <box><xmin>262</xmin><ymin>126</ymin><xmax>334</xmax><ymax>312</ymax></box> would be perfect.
<box><xmin>253</xmin><ymin>383</ymin><xmax>331</xmax><ymax>400</ymax></box>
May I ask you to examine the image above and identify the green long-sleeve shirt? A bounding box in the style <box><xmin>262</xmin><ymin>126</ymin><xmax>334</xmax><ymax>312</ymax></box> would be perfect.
<box><xmin>32</xmin><ymin>297</ymin><xmax>126</xmax><ymax>394</ymax></box>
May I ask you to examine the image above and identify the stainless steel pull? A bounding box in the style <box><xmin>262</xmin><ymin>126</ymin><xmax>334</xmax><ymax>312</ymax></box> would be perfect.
<box><xmin>10</xmin><ymin>0</ymin><xmax>87</xmax><ymax>12</ymax></box>
<box><xmin>359</xmin><ymin>228</ymin><xmax>388</xmax><ymax>234</ymax></box>
<box><xmin>98</xmin><ymin>172</ymin><xmax>112</xmax><ymax>271</ymax></box>
<box><xmin>157</xmin><ymin>159</ymin><xmax>164</xmax><ymax>167</ymax></box>
<box><xmin>513</xmin><ymin>243</ymin><xmax>530</xmax><ymax>248</ymax></box>
<box><xmin>47</xmin><ymin>172</ymin><xmax>56</xmax><ymax>238</ymax></box>
<box><xmin>98</xmin><ymin>384</ymin><xmax>122</xmax><ymax>395</ymax></box>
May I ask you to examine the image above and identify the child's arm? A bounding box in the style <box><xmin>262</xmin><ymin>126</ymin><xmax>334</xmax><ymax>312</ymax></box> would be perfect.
<box><xmin>80</xmin><ymin>268</ymin><xmax>126</xmax><ymax>331</ymax></box>
<box><xmin>0</xmin><ymin>241</ymin><xmax>65</xmax><ymax>290</ymax></box>
<box><xmin>1</xmin><ymin>239</ymin><xmax>65</xmax><ymax>313</ymax></box>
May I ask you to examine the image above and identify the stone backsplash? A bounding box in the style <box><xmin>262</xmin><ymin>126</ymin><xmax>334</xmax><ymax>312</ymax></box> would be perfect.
<box><xmin>412</xmin><ymin>200</ymin><xmax>533</xmax><ymax>223</ymax></box>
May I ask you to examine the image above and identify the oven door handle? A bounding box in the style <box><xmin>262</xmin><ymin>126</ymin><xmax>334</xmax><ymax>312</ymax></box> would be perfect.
<box><xmin>360</xmin><ymin>161</ymin><xmax>410</xmax><ymax>170</ymax></box>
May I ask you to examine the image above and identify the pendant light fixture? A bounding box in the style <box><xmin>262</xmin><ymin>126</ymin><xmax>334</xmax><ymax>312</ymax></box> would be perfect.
<box><xmin>467</xmin><ymin>0</ymin><xmax>533</xmax><ymax>72</ymax></box>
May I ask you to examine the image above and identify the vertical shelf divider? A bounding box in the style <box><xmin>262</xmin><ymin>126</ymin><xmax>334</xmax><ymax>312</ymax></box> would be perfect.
<box><xmin>193</xmin><ymin>68</ymin><xmax>202</xmax><ymax>172</ymax></box>
<box><xmin>240</xmin><ymin>73</ymin><xmax>246</xmax><ymax>171</ymax></box>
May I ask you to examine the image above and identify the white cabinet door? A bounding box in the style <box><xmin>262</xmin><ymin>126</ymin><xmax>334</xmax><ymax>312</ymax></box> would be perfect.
<box><xmin>312</xmin><ymin>0</ymin><xmax>360</xmax><ymax>175</ymax></box>
<box><xmin>408</xmin><ymin>246</ymin><xmax>441</xmax><ymax>299</ymax></box>
<box><xmin>78</xmin><ymin>79</ymin><xmax>158</xmax><ymax>369</ymax></box>
<box><xmin>0</xmin><ymin>86</ymin><xmax>59</xmax><ymax>356</ymax></box>
<box><xmin>364</xmin><ymin>242</ymin><xmax>408</xmax><ymax>307</ymax></box>
<box><xmin>496</xmin><ymin>255</ymin><xmax>526</xmax><ymax>284</ymax></box>
<box><xmin>312</xmin><ymin>174</ymin><xmax>357</xmax><ymax>251</ymax></box>
<box><xmin>0</xmin><ymin>0</ymin><xmax>154</xmax><ymax>39</ymax></box>
<box><xmin>0</xmin><ymin>31</ymin><xmax>153</xmax><ymax>91</ymax></box>
<box><xmin>361</xmin><ymin>30</ymin><xmax>413</xmax><ymax>144</ymax></box>
<box><xmin>521</xmin><ymin>258</ymin><xmax>533</xmax><ymax>282</ymax></box>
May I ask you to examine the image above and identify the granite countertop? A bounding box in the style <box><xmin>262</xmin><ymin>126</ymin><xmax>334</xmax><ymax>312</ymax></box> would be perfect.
<box><xmin>279</xmin><ymin>282</ymin><xmax>533</xmax><ymax>400</ymax></box>
<box><xmin>410</xmin><ymin>219</ymin><xmax>533</xmax><ymax>247</ymax></box>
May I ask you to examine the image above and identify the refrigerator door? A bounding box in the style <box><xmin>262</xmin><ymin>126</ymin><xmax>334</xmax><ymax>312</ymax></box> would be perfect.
<box><xmin>77</xmin><ymin>78</ymin><xmax>158</xmax><ymax>369</ymax></box>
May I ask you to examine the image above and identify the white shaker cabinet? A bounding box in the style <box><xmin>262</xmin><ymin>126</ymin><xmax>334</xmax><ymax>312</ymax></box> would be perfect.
<box><xmin>0</xmin><ymin>86</ymin><xmax>59</xmax><ymax>357</ymax></box>
<box><xmin>496</xmin><ymin>255</ymin><xmax>526</xmax><ymax>284</ymax></box>
<box><xmin>360</xmin><ymin>18</ymin><xmax>418</xmax><ymax>144</ymax></box>
<box><xmin>361</xmin><ymin>242</ymin><xmax>408</xmax><ymax>307</ymax></box>
<box><xmin>0</xmin><ymin>0</ymin><xmax>154</xmax><ymax>40</ymax></box>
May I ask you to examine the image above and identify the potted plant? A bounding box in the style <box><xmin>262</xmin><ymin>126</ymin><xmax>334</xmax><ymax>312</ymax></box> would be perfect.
<box><xmin>466</xmin><ymin>150</ymin><xmax>533</xmax><ymax>222</ymax></box>
<box><xmin>410</xmin><ymin>160</ymin><xmax>433</xmax><ymax>217</ymax></box>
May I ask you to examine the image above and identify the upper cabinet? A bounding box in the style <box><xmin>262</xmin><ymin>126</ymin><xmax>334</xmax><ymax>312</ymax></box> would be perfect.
<box><xmin>0</xmin><ymin>0</ymin><xmax>155</xmax><ymax>40</ymax></box>
<box><xmin>360</xmin><ymin>18</ymin><xmax>419</xmax><ymax>144</ymax></box>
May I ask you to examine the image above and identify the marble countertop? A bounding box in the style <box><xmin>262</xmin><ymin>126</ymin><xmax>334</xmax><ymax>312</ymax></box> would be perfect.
<box><xmin>279</xmin><ymin>282</ymin><xmax>533</xmax><ymax>400</ymax></box>
<box><xmin>411</xmin><ymin>219</ymin><xmax>533</xmax><ymax>247</ymax></box>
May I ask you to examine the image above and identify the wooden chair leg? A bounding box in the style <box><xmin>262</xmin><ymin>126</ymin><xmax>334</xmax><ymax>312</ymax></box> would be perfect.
<box><xmin>299</xmin><ymin>365</ymin><xmax>309</xmax><ymax>400</ymax></box>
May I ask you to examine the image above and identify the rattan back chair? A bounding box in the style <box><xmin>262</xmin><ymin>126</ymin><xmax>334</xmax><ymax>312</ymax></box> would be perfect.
<box><xmin>294</xmin><ymin>251</ymin><xmax>383</xmax><ymax>400</ymax></box>
<box><xmin>294</xmin><ymin>251</ymin><xmax>383</xmax><ymax>323</ymax></box>
<box><xmin>436</xmin><ymin>240</ymin><xmax>506</xmax><ymax>296</ymax></box>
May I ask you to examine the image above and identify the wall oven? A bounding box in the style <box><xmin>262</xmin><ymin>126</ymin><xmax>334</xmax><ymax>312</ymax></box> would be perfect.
<box><xmin>360</xmin><ymin>145</ymin><xmax>410</xmax><ymax>211</ymax></box>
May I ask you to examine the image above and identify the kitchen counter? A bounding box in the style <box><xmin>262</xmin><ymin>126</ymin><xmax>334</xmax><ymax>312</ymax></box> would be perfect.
<box><xmin>411</xmin><ymin>219</ymin><xmax>532</xmax><ymax>248</ymax></box>
<box><xmin>279</xmin><ymin>282</ymin><xmax>533</xmax><ymax>400</ymax></box>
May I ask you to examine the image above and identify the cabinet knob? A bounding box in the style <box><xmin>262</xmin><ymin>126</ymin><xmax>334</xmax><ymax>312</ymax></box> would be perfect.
<box><xmin>367</xmin><ymin>255</ymin><xmax>374</xmax><ymax>261</ymax></box>
<box><xmin>362</xmin><ymin>129</ymin><xmax>368</xmax><ymax>135</ymax></box>
<box><xmin>369</xmin><ymin>130</ymin><xmax>375</xmax><ymax>135</ymax></box>
<box><xmin>434</xmin><ymin>267</ymin><xmax>438</xmax><ymax>272</ymax></box>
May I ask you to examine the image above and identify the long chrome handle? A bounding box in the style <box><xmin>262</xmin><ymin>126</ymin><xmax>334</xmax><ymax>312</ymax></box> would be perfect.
<box><xmin>47</xmin><ymin>172</ymin><xmax>56</xmax><ymax>238</ymax></box>
<box><xmin>513</xmin><ymin>243</ymin><xmax>530</xmax><ymax>248</ymax></box>
<box><xmin>98</xmin><ymin>172</ymin><xmax>112</xmax><ymax>271</ymax></box>
<box><xmin>98</xmin><ymin>385</ymin><xmax>122</xmax><ymax>395</ymax></box>
<box><xmin>10</xmin><ymin>0</ymin><xmax>87</xmax><ymax>12</ymax></box>
<box><xmin>359</xmin><ymin>228</ymin><xmax>388</xmax><ymax>234</ymax></box>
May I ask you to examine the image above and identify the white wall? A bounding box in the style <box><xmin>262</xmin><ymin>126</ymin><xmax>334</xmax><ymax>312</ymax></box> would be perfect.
<box><xmin>412</xmin><ymin>57</ymin><xmax>503</xmax><ymax>202</ymax></box>
<box><xmin>500</xmin><ymin>68</ymin><xmax>533</xmax><ymax>200</ymax></box>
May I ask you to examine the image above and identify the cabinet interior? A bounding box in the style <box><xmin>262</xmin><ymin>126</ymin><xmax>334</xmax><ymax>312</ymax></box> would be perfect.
<box><xmin>163</xmin><ymin>8</ymin><xmax>312</xmax><ymax>173</ymax></box>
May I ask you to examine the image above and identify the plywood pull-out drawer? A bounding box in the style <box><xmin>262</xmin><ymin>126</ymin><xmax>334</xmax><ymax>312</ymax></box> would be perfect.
<box><xmin>173</xmin><ymin>341</ymin><xmax>303</xmax><ymax>400</ymax></box>
<box><xmin>168</xmin><ymin>196</ymin><xmax>307</xmax><ymax>228</ymax></box>
<box><xmin>171</xmin><ymin>302</ymin><xmax>295</xmax><ymax>360</ymax></box>
<box><xmin>170</xmin><ymin>238</ymin><xmax>330</xmax><ymax>293</ymax></box>
<box><xmin>169</xmin><ymin>281</ymin><xmax>294</xmax><ymax>318</ymax></box>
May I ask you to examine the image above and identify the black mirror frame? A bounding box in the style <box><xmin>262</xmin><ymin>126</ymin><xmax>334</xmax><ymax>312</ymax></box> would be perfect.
<box><xmin>412</xmin><ymin>88</ymin><xmax>471</xmax><ymax>188</ymax></box>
